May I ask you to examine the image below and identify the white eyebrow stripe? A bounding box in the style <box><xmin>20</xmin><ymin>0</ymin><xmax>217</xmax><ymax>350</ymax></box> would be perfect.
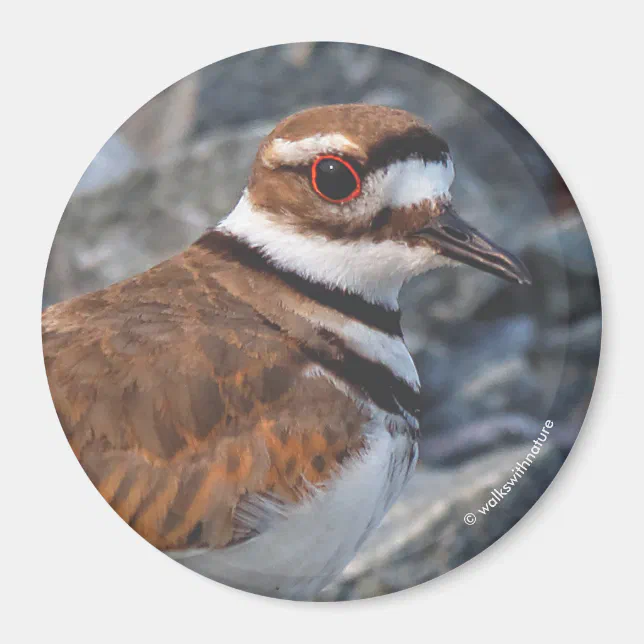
<box><xmin>384</xmin><ymin>157</ymin><xmax>455</xmax><ymax>206</ymax></box>
<box><xmin>262</xmin><ymin>134</ymin><xmax>362</xmax><ymax>168</ymax></box>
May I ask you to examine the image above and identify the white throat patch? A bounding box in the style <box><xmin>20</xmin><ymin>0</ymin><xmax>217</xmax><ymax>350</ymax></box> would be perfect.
<box><xmin>218</xmin><ymin>193</ymin><xmax>448</xmax><ymax>309</ymax></box>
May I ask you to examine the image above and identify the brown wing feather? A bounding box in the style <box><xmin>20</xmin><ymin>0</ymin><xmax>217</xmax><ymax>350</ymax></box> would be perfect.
<box><xmin>43</xmin><ymin>249</ymin><xmax>367</xmax><ymax>551</ymax></box>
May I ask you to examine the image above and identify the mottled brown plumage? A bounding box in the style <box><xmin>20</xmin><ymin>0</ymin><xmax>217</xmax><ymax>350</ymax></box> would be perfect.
<box><xmin>43</xmin><ymin>238</ymin><xmax>368</xmax><ymax>551</ymax></box>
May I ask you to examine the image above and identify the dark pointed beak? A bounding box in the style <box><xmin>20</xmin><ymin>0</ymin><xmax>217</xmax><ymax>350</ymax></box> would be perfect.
<box><xmin>411</xmin><ymin>207</ymin><xmax>532</xmax><ymax>285</ymax></box>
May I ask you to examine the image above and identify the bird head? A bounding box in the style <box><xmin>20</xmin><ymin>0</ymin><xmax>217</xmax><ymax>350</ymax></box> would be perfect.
<box><xmin>219</xmin><ymin>104</ymin><xmax>531</xmax><ymax>308</ymax></box>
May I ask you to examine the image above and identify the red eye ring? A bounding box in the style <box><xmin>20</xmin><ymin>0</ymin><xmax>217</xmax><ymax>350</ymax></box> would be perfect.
<box><xmin>311</xmin><ymin>155</ymin><xmax>362</xmax><ymax>203</ymax></box>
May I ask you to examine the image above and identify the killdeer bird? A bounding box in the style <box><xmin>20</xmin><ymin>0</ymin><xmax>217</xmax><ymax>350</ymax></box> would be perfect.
<box><xmin>43</xmin><ymin>104</ymin><xmax>531</xmax><ymax>600</ymax></box>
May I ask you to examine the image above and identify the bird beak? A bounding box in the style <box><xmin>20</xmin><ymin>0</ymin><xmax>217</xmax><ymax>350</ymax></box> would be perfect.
<box><xmin>411</xmin><ymin>207</ymin><xmax>532</xmax><ymax>285</ymax></box>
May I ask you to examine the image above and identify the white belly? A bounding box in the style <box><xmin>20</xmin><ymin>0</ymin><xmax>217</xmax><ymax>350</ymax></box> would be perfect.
<box><xmin>170</xmin><ymin>428</ymin><xmax>417</xmax><ymax>600</ymax></box>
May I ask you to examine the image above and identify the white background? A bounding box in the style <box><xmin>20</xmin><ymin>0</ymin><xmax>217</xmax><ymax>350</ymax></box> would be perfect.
<box><xmin>2</xmin><ymin>1</ymin><xmax>642</xmax><ymax>641</ymax></box>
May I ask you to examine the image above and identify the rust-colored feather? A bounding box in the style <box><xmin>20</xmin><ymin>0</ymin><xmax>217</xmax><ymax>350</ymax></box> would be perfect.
<box><xmin>43</xmin><ymin>243</ymin><xmax>367</xmax><ymax>551</ymax></box>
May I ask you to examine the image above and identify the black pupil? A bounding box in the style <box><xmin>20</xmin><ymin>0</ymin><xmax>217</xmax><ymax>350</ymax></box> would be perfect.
<box><xmin>315</xmin><ymin>158</ymin><xmax>357</xmax><ymax>200</ymax></box>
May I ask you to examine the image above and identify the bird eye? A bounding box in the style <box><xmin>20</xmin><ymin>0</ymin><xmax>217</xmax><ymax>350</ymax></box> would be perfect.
<box><xmin>311</xmin><ymin>155</ymin><xmax>361</xmax><ymax>203</ymax></box>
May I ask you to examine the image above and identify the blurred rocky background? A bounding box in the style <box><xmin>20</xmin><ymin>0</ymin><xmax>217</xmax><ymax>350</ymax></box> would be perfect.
<box><xmin>43</xmin><ymin>43</ymin><xmax>601</xmax><ymax>600</ymax></box>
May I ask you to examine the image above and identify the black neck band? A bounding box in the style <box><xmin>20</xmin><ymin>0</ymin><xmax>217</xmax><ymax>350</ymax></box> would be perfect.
<box><xmin>196</xmin><ymin>230</ymin><xmax>403</xmax><ymax>337</ymax></box>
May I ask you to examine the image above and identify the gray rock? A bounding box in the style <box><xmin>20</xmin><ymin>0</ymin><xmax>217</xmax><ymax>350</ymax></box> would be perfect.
<box><xmin>75</xmin><ymin>134</ymin><xmax>141</xmax><ymax>195</ymax></box>
<box><xmin>422</xmin><ymin>354</ymin><xmax>543</xmax><ymax>435</ymax></box>
<box><xmin>420</xmin><ymin>413</ymin><xmax>544</xmax><ymax>466</ymax></box>
<box><xmin>528</xmin><ymin>211</ymin><xmax>599</xmax><ymax>277</ymax></box>
<box><xmin>44</xmin><ymin>124</ymin><xmax>270</xmax><ymax>307</ymax></box>
<box><xmin>540</xmin><ymin>314</ymin><xmax>602</xmax><ymax>361</ymax></box>
<box><xmin>412</xmin><ymin>316</ymin><xmax>542</xmax><ymax>438</ymax></box>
